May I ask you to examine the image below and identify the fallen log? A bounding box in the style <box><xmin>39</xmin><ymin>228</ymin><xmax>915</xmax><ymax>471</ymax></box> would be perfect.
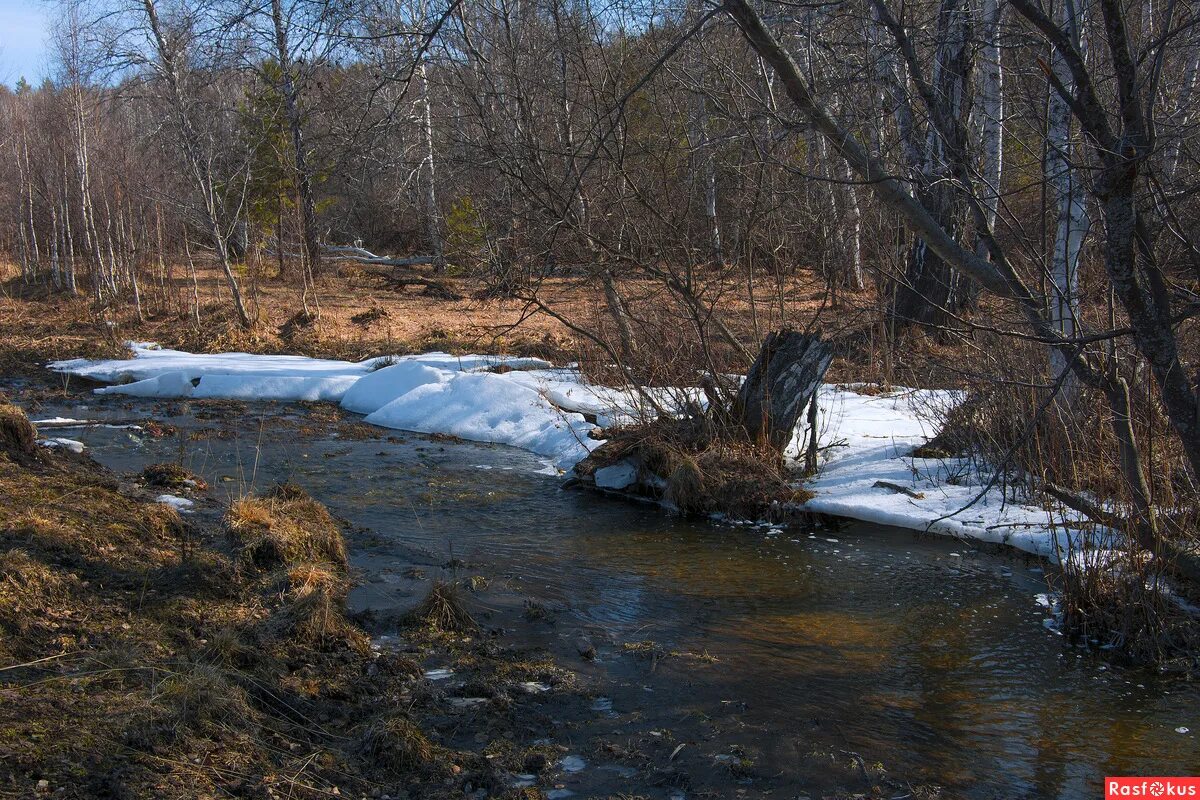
<box><xmin>323</xmin><ymin>244</ymin><xmax>435</xmax><ymax>267</ymax></box>
<box><xmin>366</xmin><ymin>270</ymin><xmax>464</xmax><ymax>301</ymax></box>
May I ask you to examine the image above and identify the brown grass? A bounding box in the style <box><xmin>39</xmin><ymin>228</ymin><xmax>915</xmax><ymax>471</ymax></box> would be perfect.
<box><xmin>226</xmin><ymin>483</ymin><xmax>347</xmax><ymax>572</ymax></box>
<box><xmin>275</xmin><ymin>562</ymin><xmax>367</xmax><ymax>651</ymax></box>
<box><xmin>357</xmin><ymin>715</ymin><xmax>437</xmax><ymax>774</ymax></box>
<box><xmin>579</xmin><ymin>416</ymin><xmax>798</xmax><ymax>520</ymax></box>
<box><xmin>0</xmin><ymin>402</ymin><xmax>36</xmax><ymax>458</ymax></box>
<box><xmin>141</xmin><ymin>462</ymin><xmax>207</xmax><ymax>490</ymax></box>
<box><xmin>409</xmin><ymin>580</ymin><xmax>479</xmax><ymax>634</ymax></box>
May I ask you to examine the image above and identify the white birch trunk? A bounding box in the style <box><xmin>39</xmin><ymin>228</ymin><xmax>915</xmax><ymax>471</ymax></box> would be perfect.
<box><xmin>975</xmin><ymin>0</ymin><xmax>1003</xmax><ymax>258</ymax></box>
<box><xmin>1045</xmin><ymin>0</ymin><xmax>1089</xmax><ymax>392</ymax></box>
<box><xmin>417</xmin><ymin>59</ymin><xmax>444</xmax><ymax>272</ymax></box>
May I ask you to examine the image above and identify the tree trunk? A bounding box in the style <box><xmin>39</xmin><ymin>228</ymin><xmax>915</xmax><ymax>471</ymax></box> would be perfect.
<box><xmin>975</xmin><ymin>0</ymin><xmax>1003</xmax><ymax>261</ymax></box>
<box><xmin>270</xmin><ymin>0</ymin><xmax>321</xmax><ymax>275</ymax></box>
<box><xmin>887</xmin><ymin>0</ymin><xmax>976</xmax><ymax>331</ymax></box>
<box><xmin>1045</xmin><ymin>0</ymin><xmax>1089</xmax><ymax>399</ymax></box>
<box><xmin>735</xmin><ymin>330</ymin><xmax>833</xmax><ymax>452</ymax></box>
<box><xmin>142</xmin><ymin>0</ymin><xmax>251</xmax><ymax>328</ymax></box>
<box><xmin>417</xmin><ymin>60</ymin><xmax>445</xmax><ymax>273</ymax></box>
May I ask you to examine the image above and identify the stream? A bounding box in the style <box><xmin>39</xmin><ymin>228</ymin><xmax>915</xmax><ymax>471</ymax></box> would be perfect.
<box><xmin>27</xmin><ymin>393</ymin><xmax>1200</xmax><ymax>799</ymax></box>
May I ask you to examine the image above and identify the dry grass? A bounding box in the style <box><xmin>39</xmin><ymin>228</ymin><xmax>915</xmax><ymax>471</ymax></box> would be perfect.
<box><xmin>579</xmin><ymin>416</ymin><xmax>798</xmax><ymax>520</ymax></box>
<box><xmin>0</xmin><ymin>402</ymin><xmax>37</xmax><ymax>458</ymax></box>
<box><xmin>357</xmin><ymin>714</ymin><xmax>438</xmax><ymax>774</ymax></box>
<box><xmin>0</xmin><ymin>415</ymin><xmax>474</xmax><ymax>798</ymax></box>
<box><xmin>226</xmin><ymin>483</ymin><xmax>347</xmax><ymax>573</ymax></box>
<box><xmin>141</xmin><ymin>462</ymin><xmax>207</xmax><ymax>490</ymax></box>
<box><xmin>1057</xmin><ymin>552</ymin><xmax>1200</xmax><ymax>671</ymax></box>
<box><xmin>409</xmin><ymin>580</ymin><xmax>479</xmax><ymax>634</ymax></box>
<box><xmin>154</xmin><ymin>663</ymin><xmax>258</xmax><ymax>740</ymax></box>
<box><xmin>275</xmin><ymin>562</ymin><xmax>368</xmax><ymax>651</ymax></box>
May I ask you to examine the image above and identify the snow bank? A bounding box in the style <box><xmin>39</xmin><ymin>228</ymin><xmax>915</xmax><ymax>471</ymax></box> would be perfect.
<box><xmin>193</xmin><ymin>375</ymin><xmax>359</xmax><ymax>402</ymax></box>
<box><xmin>51</xmin><ymin>342</ymin><xmax>605</xmax><ymax>470</ymax></box>
<box><xmin>365</xmin><ymin>372</ymin><xmax>598</xmax><ymax>469</ymax></box>
<box><xmin>340</xmin><ymin>362</ymin><xmax>448</xmax><ymax>415</ymax></box>
<box><xmin>792</xmin><ymin>385</ymin><xmax>1102</xmax><ymax>561</ymax></box>
<box><xmin>95</xmin><ymin>371</ymin><xmax>198</xmax><ymax>398</ymax></box>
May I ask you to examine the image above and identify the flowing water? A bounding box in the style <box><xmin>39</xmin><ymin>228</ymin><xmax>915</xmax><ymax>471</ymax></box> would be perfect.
<box><xmin>33</xmin><ymin>394</ymin><xmax>1200</xmax><ymax>799</ymax></box>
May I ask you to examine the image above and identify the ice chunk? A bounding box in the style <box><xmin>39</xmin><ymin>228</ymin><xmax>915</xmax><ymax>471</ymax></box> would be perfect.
<box><xmin>39</xmin><ymin>438</ymin><xmax>85</xmax><ymax>453</ymax></box>
<box><xmin>156</xmin><ymin>494</ymin><xmax>195</xmax><ymax>512</ymax></box>
<box><xmin>594</xmin><ymin>460</ymin><xmax>637</xmax><ymax>490</ymax></box>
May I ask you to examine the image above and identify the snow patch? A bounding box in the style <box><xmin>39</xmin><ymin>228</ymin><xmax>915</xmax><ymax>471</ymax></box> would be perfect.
<box><xmin>39</xmin><ymin>438</ymin><xmax>85</xmax><ymax>453</ymax></box>
<box><xmin>594</xmin><ymin>460</ymin><xmax>638</xmax><ymax>490</ymax></box>
<box><xmin>339</xmin><ymin>362</ymin><xmax>448</xmax><ymax>415</ymax></box>
<box><xmin>156</xmin><ymin>494</ymin><xmax>195</xmax><ymax>512</ymax></box>
<box><xmin>792</xmin><ymin>385</ymin><xmax>1105</xmax><ymax>561</ymax></box>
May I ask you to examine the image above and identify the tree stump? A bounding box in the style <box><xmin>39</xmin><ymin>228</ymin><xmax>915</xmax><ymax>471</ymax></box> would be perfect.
<box><xmin>734</xmin><ymin>330</ymin><xmax>832</xmax><ymax>452</ymax></box>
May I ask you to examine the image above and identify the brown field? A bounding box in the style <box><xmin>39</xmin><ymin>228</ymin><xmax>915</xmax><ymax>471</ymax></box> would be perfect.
<box><xmin>0</xmin><ymin>258</ymin><xmax>975</xmax><ymax>390</ymax></box>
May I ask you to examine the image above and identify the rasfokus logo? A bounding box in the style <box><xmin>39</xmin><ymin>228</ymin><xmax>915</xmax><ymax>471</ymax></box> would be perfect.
<box><xmin>1106</xmin><ymin>778</ymin><xmax>1200</xmax><ymax>798</ymax></box>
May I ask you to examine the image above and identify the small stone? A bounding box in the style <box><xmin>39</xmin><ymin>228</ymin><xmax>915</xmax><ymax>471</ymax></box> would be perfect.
<box><xmin>575</xmin><ymin>636</ymin><xmax>596</xmax><ymax>660</ymax></box>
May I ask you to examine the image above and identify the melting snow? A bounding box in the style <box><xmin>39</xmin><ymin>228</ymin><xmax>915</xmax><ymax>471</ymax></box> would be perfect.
<box><xmin>791</xmin><ymin>385</ymin><xmax>1110</xmax><ymax>562</ymax></box>
<box><xmin>38</xmin><ymin>437</ymin><xmax>85</xmax><ymax>453</ymax></box>
<box><xmin>156</xmin><ymin>494</ymin><xmax>195</xmax><ymax>512</ymax></box>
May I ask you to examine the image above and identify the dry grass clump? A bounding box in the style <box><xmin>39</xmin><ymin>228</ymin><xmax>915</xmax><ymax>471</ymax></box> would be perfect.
<box><xmin>351</xmin><ymin>306</ymin><xmax>390</xmax><ymax>327</ymax></box>
<box><xmin>226</xmin><ymin>483</ymin><xmax>347</xmax><ymax>572</ymax></box>
<box><xmin>357</xmin><ymin>714</ymin><xmax>437</xmax><ymax>774</ymax></box>
<box><xmin>173</xmin><ymin>302</ymin><xmax>270</xmax><ymax>355</ymax></box>
<box><xmin>226</xmin><ymin>484</ymin><xmax>364</xmax><ymax>650</ymax></box>
<box><xmin>142</xmin><ymin>502</ymin><xmax>187</xmax><ymax>540</ymax></box>
<box><xmin>155</xmin><ymin>663</ymin><xmax>258</xmax><ymax>740</ymax></box>
<box><xmin>0</xmin><ymin>549</ymin><xmax>73</xmax><ymax>645</ymax></box>
<box><xmin>1057</xmin><ymin>554</ymin><xmax>1200</xmax><ymax>671</ymax></box>
<box><xmin>409</xmin><ymin>580</ymin><xmax>478</xmax><ymax>634</ymax></box>
<box><xmin>579</xmin><ymin>416</ymin><xmax>796</xmax><ymax>520</ymax></box>
<box><xmin>275</xmin><ymin>563</ymin><xmax>367</xmax><ymax>651</ymax></box>
<box><xmin>203</xmin><ymin>625</ymin><xmax>258</xmax><ymax>668</ymax></box>
<box><xmin>141</xmin><ymin>462</ymin><xmax>207</xmax><ymax>490</ymax></box>
<box><xmin>0</xmin><ymin>402</ymin><xmax>37</xmax><ymax>458</ymax></box>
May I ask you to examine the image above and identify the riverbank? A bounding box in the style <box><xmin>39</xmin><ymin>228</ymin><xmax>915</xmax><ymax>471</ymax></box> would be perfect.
<box><xmin>0</xmin><ymin>400</ymin><xmax>573</xmax><ymax>799</ymax></box>
<box><xmin>5</xmin><ymin>369</ymin><xmax>1200</xmax><ymax>797</ymax></box>
<box><xmin>46</xmin><ymin>340</ymin><xmax>1103</xmax><ymax>564</ymax></box>
<box><xmin>2</xmin><ymin>387</ymin><xmax>946</xmax><ymax>799</ymax></box>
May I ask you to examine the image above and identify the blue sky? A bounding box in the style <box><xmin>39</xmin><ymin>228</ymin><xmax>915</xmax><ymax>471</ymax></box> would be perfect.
<box><xmin>0</xmin><ymin>0</ymin><xmax>51</xmax><ymax>86</ymax></box>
